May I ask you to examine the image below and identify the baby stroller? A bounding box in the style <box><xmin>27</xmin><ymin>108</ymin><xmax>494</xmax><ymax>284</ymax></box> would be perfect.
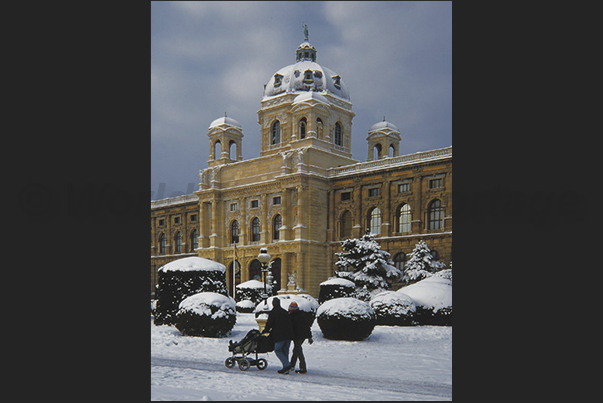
<box><xmin>225</xmin><ymin>329</ymin><xmax>273</xmax><ymax>371</ymax></box>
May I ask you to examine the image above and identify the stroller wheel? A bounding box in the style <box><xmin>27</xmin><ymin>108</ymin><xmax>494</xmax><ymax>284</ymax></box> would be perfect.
<box><xmin>224</xmin><ymin>357</ymin><xmax>235</xmax><ymax>369</ymax></box>
<box><xmin>238</xmin><ymin>358</ymin><xmax>250</xmax><ymax>371</ymax></box>
<box><xmin>257</xmin><ymin>358</ymin><xmax>267</xmax><ymax>370</ymax></box>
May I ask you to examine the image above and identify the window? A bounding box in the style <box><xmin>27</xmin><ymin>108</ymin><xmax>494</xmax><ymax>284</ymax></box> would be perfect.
<box><xmin>332</xmin><ymin>75</ymin><xmax>341</xmax><ymax>89</ymax></box>
<box><xmin>299</xmin><ymin>118</ymin><xmax>306</xmax><ymax>139</ymax></box>
<box><xmin>303</xmin><ymin>69</ymin><xmax>313</xmax><ymax>83</ymax></box>
<box><xmin>369</xmin><ymin>207</ymin><xmax>381</xmax><ymax>235</ymax></box>
<box><xmin>398</xmin><ymin>183</ymin><xmax>410</xmax><ymax>193</ymax></box>
<box><xmin>249</xmin><ymin>259</ymin><xmax>262</xmax><ymax>281</ymax></box>
<box><xmin>251</xmin><ymin>217</ymin><xmax>260</xmax><ymax>242</ymax></box>
<box><xmin>273</xmin><ymin>214</ymin><xmax>282</xmax><ymax>240</ymax></box>
<box><xmin>190</xmin><ymin>229</ymin><xmax>198</xmax><ymax>251</ymax></box>
<box><xmin>158</xmin><ymin>219</ymin><xmax>165</xmax><ymax>226</ymax></box>
<box><xmin>250</xmin><ymin>200</ymin><xmax>259</xmax><ymax>209</ymax></box>
<box><xmin>368</xmin><ymin>188</ymin><xmax>379</xmax><ymax>197</ymax></box>
<box><xmin>271</xmin><ymin>120</ymin><xmax>281</xmax><ymax>145</ymax></box>
<box><xmin>427</xmin><ymin>199</ymin><xmax>444</xmax><ymax>230</ymax></box>
<box><xmin>393</xmin><ymin>252</ymin><xmax>406</xmax><ymax>271</ymax></box>
<box><xmin>230</xmin><ymin>220</ymin><xmax>239</xmax><ymax>244</ymax></box>
<box><xmin>431</xmin><ymin>250</ymin><xmax>439</xmax><ymax>260</ymax></box>
<box><xmin>398</xmin><ymin>204</ymin><xmax>411</xmax><ymax>233</ymax></box>
<box><xmin>340</xmin><ymin>192</ymin><xmax>351</xmax><ymax>201</ymax></box>
<box><xmin>230</xmin><ymin>203</ymin><xmax>238</xmax><ymax>212</ymax></box>
<box><xmin>174</xmin><ymin>216</ymin><xmax>180</xmax><ymax>224</ymax></box>
<box><xmin>174</xmin><ymin>231</ymin><xmax>182</xmax><ymax>253</ymax></box>
<box><xmin>159</xmin><ymin>233</ymin><xmax>166</xmax><ymax>254</ymax></box>
<box><xmin>190</xmin><ymin>214</ymin><xmax>197</xmax><ymax>222</ymax></box>
<box><xmin>274</xmin><ymin>74</ymin><xmax>283</xmax><ymax>87</ymax></box>
<box><xmin>273</xmin><ymin>196</ymin><xmax>281</xmax><ymax>205</ymax></box>
<box><xmin>335</xmin><ymin>122</ymin><xmax>343</xmax><ymax>146</ymax></box>
<box><xmin>429</xmin><ymin>178</ymin><xmax>443</xmax><ymax>189</ymax></box>
<box><xmin>340</xmin><ymin>210</ymin><xmax>352</xmax><ymax>239</ymax></box>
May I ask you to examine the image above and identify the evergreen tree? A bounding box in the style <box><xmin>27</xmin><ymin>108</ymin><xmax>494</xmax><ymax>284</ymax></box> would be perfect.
<box><xmin>403</xmin><ymin>240</ymin><xmax>447</xmax><ymax>283</ymax></box>
<box><xmin>334</xmin><ymin>233</ymin><xmax>402</xmax><ymax>301</ymax></box>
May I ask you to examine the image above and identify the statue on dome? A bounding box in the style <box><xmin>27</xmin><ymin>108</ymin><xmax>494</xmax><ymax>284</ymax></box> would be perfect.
<box><xmin>302</xmin><ymin>22</ymin><xmax>309</xmax><ymax>41</ymax></box>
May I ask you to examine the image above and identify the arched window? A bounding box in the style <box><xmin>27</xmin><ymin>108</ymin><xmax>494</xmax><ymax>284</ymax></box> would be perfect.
<box><xmin>158</xmin><ymin>233</ymin><xmax>166</xmax><ymax>255</ymax></box>
<box><xmin>389</xmin><ymin>144</ymin><xmax>395</xmax><ymax>158</ymax></box>
<box><xmin>271</xmin><ymin>120</ymin><xmax>281</xmax><ymax>145</ymax></box>
<box><xmin>299</xmin><ymin>118</ymin><xmax>307</xmax><ymax>139</ymax></box>
<box><xmin>373</xmin><ymin>143</ymin><xmax>382</xmax><ymax>160</ymax></box>
<box><xmin>393</xmin><ymin>252</ymin><xmax>406</xmax><ymax>271</ymax></box>
<box><xmin>229</xmin><ymin>140</ymin><xmax>237</xmax><ymax>160</ymax></box>
<box><xmin>251</xmin><ymin>217</ymin><xmax>261</xmax><ymax>242</ymax></box>
<box><xmin>190</xmin><ymin>229</ymin><xmax>198</xmax><ymax>252</ymax></box>
<box><xmin>273</xmin><ymin>214</ymin><xmax>282</xmax><ymax>240</ymax></box>
<box><xmin>270</xmin><ymin>258</ymin><xmax>282</xmax><ymax>291</ymax></box>
<box><xmin>340</xmin><ymin>210</ymin><xmax>352</xmax><ymax>239</ymax></box>
<box><xmin>213</xmin><ymin>140</ymin><xmax>221</xmax><ymax>159</ymax></box>
<box><xmin>368</xmin><ymin>207</ymin><xmax>381</xmax><ymax>235</ymax></box>
<box><xmin>174</xmin><ymin>231</ymin><xmax>182</xmax><ymax>253</ymax></box>
<box><xmin>398</xmin><ymin>204</ymin><xmax>412</xmax><ymax>233</ymax></box>
<box><xmin>249</xmin><ymin>259</ymin><xmax>262</xmax><ymax>281</ymax></box>
<box><xmin>335</xmin><ymin>122</ymin><xmax>343</xmax><ymax>146</ymax></box>
<box><xmin>230</xmin><ymin>220</ymin><xmax>239</xmax><ymax>244</ymax></box>
<box><xmin>427</xmin><ymin>199</ymin><xmax>444</xmax><ymax>230</ymax></box>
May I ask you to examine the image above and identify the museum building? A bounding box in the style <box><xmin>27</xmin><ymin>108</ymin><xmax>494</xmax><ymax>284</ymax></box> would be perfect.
<box><xmin>151</xmin><ymin>35</ymin><xmax>452</xmax><ymax>298</ymax></box>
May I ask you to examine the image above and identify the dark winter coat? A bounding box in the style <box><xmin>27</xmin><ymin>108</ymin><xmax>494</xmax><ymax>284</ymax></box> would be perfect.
<box><xmin>289</xmin><ymin>310</ymin><xmax>312</xmax><ymax>340</ymax></box>
<box><xmin>263</xmin><ymin>298</ymin><xmax>294</xmax><ymax>342</ymax></box>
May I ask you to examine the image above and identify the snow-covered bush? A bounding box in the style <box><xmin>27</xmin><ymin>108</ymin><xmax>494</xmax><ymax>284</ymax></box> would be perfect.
<box><xmin>397</xmin><ymin>276</ymin><xmax>452</xmax><ymax>326</ymax></box>
<box><xmin>369</xmin><ymin>291</ymin><xmax>416</xmax><ymax>326</ymax></box>
<box><xmin>318</xmin><ymin>277</ymin><xmax>356</xmax><ymax>304</ymax></box>
<box><xmin>235</xmin><ymin>279</ymin><xmax>272</xmax><ymax>312</ymax></box>
<box><xmin>334</xmin><ymin>233</ymin><xmax>402</xmax><ymax>301</ymax></box>
<box><xmin>316</xmin><ymin>297</ymin><xmax>376</xmax><ymax>341</ymax></box>
<box><xmin>154</xmin><ymin>257</ymin><xmax>229</xmax><ymax>326</ymax></box>
<box><xmin>403</xmin><ymin>240</ymin><xmax>447</xmax><ymax>284</ymax></box>
<box><xmin>174</xmin><ymin>292</ymin><xmax>236</xmax><ymax>337</ymax></box>
<box><xmin>255</xmin><ymin>294</ymin><xmax>319</xmax><ymax>327</ymax></box>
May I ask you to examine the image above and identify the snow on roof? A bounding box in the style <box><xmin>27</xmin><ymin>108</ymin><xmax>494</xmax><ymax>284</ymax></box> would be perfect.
<box><xmin>316</xmin><ymin>297</ymin><xmax>375</xmax><ymax>318</ymax></box>
<box><xmin>158</xmin><ymin>256</ymin><xmax>226</xmax><ymax>273</ymax></box>
<box><xmin>396</xmin><ymin>276</ymin><xmax>452</xmax><ymax>311</ymax></box>
<box><xmin>209</xmin><ymin>116</ymin><xmax>242</xmax><ymax>129</ymax></box>
<box><xmin>320</xmin><ymin>278</ymin><xmax>356</xmax><ymax>287</ymax></box>
<box><xmin>368</xmin><ymin>120</ymin><xmax>400</xmax><ymax>133</ymax></box>
<box><xmin>292</xmin><ymin>91</ymin><xmax>330</xmax><ymax>105</ymax></box>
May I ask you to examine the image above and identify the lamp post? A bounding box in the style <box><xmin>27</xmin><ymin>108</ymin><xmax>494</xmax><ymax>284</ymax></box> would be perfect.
<box><xmin>257</xmin><ymin>247</ymin><xmax>271</xmax><ymax>300</ymax></box>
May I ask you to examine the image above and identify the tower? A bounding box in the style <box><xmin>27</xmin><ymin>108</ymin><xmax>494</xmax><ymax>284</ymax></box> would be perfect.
<box><xmin>207</xmin><ymin>114</ymin><xmax>244</xmax><ymax>167</ymax></box>
<box><xmin>366</xmin><ymin>117</ymin><xmax>401</xmax><ymax>160</ymax></box>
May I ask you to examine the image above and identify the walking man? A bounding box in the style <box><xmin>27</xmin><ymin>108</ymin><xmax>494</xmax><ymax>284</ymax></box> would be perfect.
<box><xmin>262</xmin><ymin>297</ymin><xmax>294</xmax><ymax>374</ymax></box>
<box><xmin>288</xmin><ymin>301</ymin><xmax>313</xmax><ymax>374</ymax></box>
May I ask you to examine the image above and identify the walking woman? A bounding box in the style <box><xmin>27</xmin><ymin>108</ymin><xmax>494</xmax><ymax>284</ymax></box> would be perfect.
<box><xmin>262</xmin><ymin>297</ymin><xmax>295</xmax><ymax>374</ymax></box>
<box><xmin>288</xmin><ymin>301</ymin><xmax>313</xmax><ymax>374</ymax></box>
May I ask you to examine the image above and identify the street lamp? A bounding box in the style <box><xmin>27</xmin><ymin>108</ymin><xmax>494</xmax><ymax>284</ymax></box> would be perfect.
<box><xmin>257</xmin><ymin>247</ymin><xmax>271</xmax><ymax>299</ymax></box>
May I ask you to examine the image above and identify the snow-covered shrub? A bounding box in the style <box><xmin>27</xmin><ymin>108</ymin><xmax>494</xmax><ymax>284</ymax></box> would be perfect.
<box><xmin>334</xmin><ymin>233</ymin><xmax>402</xmax><ymax>301</ymax></box>
<box><xmin>369</xmin><ymin>291</ymin><xmax>416</xmax><ymax>326</ymax></box>
<box><xmin>255</xmin><ymin>294</ymin><xmax>319</xmax><ymax>327</ymax></box>
<box><xmin>403</xmin><ymin>240</ymin><xmax>447</xmax><ymax>284</ymax></box>
<box><xmin>174</xmin><ymin>292</ymin><xmax>236</xmax><ymax>337</ymax></box>
<box><xmin>235</xmin><ymin>280</ymin><xmax>272</xmax><ymax>312</ymax></box>
<box><xmin>316</xmin><ymin>297</ymin><xmax>376</xmax><ymax>341</ymax></box>
<box><xmin>154</xmin><ymin>257</ymin><xmax>229</xmax><ymax>326</ymax></box>
<box><xmin>318</xmin><ymin>277</ymin><xmax>356</xmax><ymax>304</ymax></box>
<box><xmin>397</xmin><ymin>276</ymin><xmax>452</xmax><ymax>326</ymax></box>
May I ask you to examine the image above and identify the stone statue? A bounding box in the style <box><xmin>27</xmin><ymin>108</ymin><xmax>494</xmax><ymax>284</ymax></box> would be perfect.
<box><xmin>287</xmin><ymin>271</ymin><xmax>297</xmax><ymax>287</ymax></box>
<box><xmin>303</xmin><ymin>23</ymin><xmax>309</xmax><ymax>41</ymax></box>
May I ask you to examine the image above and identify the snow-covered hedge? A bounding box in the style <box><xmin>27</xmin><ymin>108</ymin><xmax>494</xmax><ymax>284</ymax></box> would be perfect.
<box><xmin>318</xmin><ymin>278</ymin><xmax>356</xmax><ymax>304</ymax></box>
<box><xmin>154</xmin><ymin>257</ymin><xmax>229</xmax><ymax>326</ymax></box>
<box><xmin>316</xmin><ymin>297</ymin><xmax>376</xmax><ymax>341</ymax></box>
<box><xmin>396</xmin><ymin>276</ymin><xmax>452</xmax><ymax>326</ymax></box>
<box><xmin>255</xmin><ymin>294</ymin><xmax>319</xmax><ymax>327</ymax></box>
<box><xmin>369</xmin><ymin>291</ymin><xmax>416</xmax><ymax>326</ymax></box>
<box><xmin>174</xmin><ymin>292</ymin><xmax>236</xmax><ymax>337</ymax></box>
<box><xmin>235</xmin><ymin>280</ymin><xmax>272</xmax><ymax>312</ymax></box>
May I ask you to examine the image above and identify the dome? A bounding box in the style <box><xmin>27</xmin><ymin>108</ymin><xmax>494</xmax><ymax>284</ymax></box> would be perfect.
<box><xmin>209</xmin><ymin>116</ymin><xmax>242</xmax><ymax>129</ymax></box>
<box><xmin>368</xmin><ymin>120</ymin><xmax>400</xmax><ymax>134</ymax></box>
<box><xmin>262</xmin><ymin>40</ymin><xmax>350</xmax><ymax>102</ymax></box>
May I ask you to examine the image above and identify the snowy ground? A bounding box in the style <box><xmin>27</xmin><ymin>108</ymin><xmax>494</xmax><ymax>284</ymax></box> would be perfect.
<box><xmin>151</xmin><ymin>312</ymin><xmax>451</xmax><ymax>400</ymax></box>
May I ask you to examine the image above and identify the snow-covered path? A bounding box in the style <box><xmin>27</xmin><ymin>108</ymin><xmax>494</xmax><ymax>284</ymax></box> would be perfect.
<box><xmin>151</xmin><ymin>313</ymin><xmax>452</xmax><ymax>400</ymax></box>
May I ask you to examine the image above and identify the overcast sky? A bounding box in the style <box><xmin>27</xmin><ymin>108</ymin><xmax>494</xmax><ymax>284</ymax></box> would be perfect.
<box><xmin>151</xmin><ymin>1</ymin><xmax>452</xmax><ymax>200</ymax></box>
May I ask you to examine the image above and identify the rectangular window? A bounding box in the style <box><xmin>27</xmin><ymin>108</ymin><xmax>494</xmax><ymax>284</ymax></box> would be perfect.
<box><xmin>368</xmin><ymin>188</ymin><xmax>379</xmax><ymax>197</ymax></box>
<box><xmin>158</xmin><ymin>219</ymin><xmax>165</xmax><ymax>226</ymax></box>
<box><xmin>273</xmin><ymin>196</ymin><xmax>281</xmax><ymax>205</ymax></box>
<box><xmin>230</xmin><ymin>203</ymin><xmax>238</xmax><ymax>212</ymax></box>
<box><xmin>341</xmin><ymin>192</ymin><xmax>351</xmax><ymax>201</ymax></box>
<box><xmin>190</xmin><ymin>214</ymin><xmax>197</xmax><ymax>222</ymax></box>
<box><xmin>398</xmin><ymin>183</ymin><xmax>409</xmax><ymax>193</ymax></box>
<box><xmin>429</xmin><ymin>178</ymin><xmax>443</xmax><ymax>189</ymax></box>
<box><xmin>250</xmin><ymin>200</ymin><xmax>259</xmax><ymax>209</ymax></box>
<box><xmin>174</xmin><ymin>216</ymin><xmax>180</xmax><ymax>224</ymax></box>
